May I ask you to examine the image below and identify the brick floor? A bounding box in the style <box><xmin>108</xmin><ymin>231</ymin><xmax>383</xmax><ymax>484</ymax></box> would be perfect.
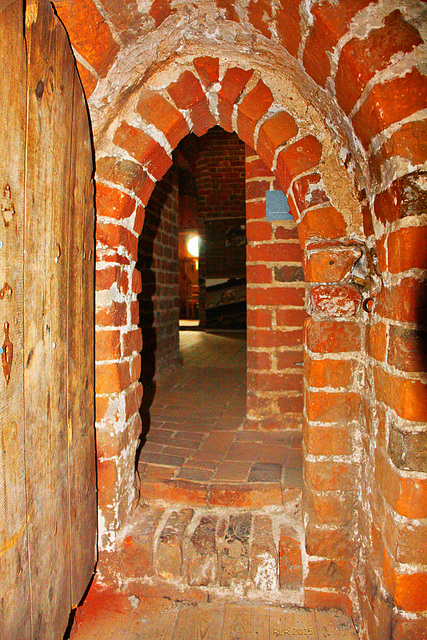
<box><xmin>138</xmin><ymin>331</ymin><xmax>303</xmax><ymax>507</ymax></box>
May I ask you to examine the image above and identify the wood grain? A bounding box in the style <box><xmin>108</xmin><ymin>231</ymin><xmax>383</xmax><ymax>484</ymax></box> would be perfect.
<box><xmin>0</xmin><ymin>2</ymin><xmax>30</xmax><ymax>638</ymax></box>
<box><xmin>67</xmin><ymin>63</ymin><xmax>97</xmax><ymax>609</ymax></box>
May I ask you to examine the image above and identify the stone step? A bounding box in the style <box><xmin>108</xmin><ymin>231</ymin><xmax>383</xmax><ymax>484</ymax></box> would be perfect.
<box><xmin>103</xmin><ymin>501</ymin><xmax>304</xmax><ymax>605</ymax></box>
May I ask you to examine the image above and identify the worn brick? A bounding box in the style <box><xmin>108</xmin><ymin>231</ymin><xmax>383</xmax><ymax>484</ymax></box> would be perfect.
<box><xmin>237</xmin><ymin>80</ymin><xmax>273</xmax><ymax>147</ymax></box>
<box><xmin>276</xmin><ymin>135</ymin><xmax>322</xmax><ymax>191</ymax></box>
<box><xmin>250</xmin><ymin>516</ymin><xmax>278</xmax><ymax>590</ymax></box>
<box><xmin>305</xmin><ymin>319</ymin><xmax>361</xmax><ymax>354</ymax></box>
<box><xmin>306</xmin><ymin>358</ymin><xmax>354</xmax><ymax>389</ymax></box>
<box><xmin>292</xmin><ymin>173</ymin><xmax>330</xmax><ymax>213</ymax></box>
<box><xmin>187</xmin><ymin>515</ymin><xmax>217</xmax><ymax>586</ymax></box>
<box><xmin>336</xmin><ymin>10</ymin><xmax>422</xmax><ymax>115</ymax></box>
<box><xmin>137</xmin><ymin>89</ymin><xmax>190</xmax><ymax>148</ymax></box>
<box><xmin>305</xmin><ymin>459</ymin><xmax>357</xmax><ymax>492</ymax></box>
<box><xmin>299</xmin><ymin>206</ymin><xmax>347</xmax><ymax>244</ymax></box>
<box><xmin>374</xmin><ymin>365</ymin><xmax>427</xmax><ymax>422</ymax></box>
<box><xmin>155</xmin><ymin>509</ymin><xmax>194</xmax><ymax>580</ymax></box>
<box><xmin>376</xmin><ymin>447</ymin><xmax>427</xmax><ymax>519</ymax></box>
<box><xmin>306</xmin><ymin>525</ymin><xmax>356</xmax><ymax>561</ymax></box>
<box><xmin>220</xmin><ymin>513</ymin><xmax>251</xmax><ymax>587</ymax></box>
<box><xmin>55</xmin><ymin>0</ymin><xmax>119</xmax><ymax>77</ymax></box>
<box><xmin>257</xmin><ymin>111</ymin><xmax>299</xmax><ymax>167</ymax></box>
<box><xmin>305</xmin><ymin>244</ymin><xmax>361</xmax><ymax>283</ymax></box>
<box><xmin>95</xmin><ymin>329</ymin><xmax>121</xmax><ymax>361</ymax></box>
<box><xmin>353</xmin><ymin>68</ymin><xmax>427</xmax><ymax>150</ymax></box>
<box><xmin>388</xmin><ymin>325</ymin><xmax>427</xmax><ymax>373</ymax></box>
<box><xmin>388</xmin><ymin>225</ymin><xmax>427</xmax><ymax>274</ymax></box>
<box><xmin>95</xmin><ymin>361</ymin><xmax>130</xmax><ymax>395</ymax></box>
<box><xmin>306</xmin><ymin>390</ymin><xmax>360</xmax><ymax>424</ymax></box>
<box><xmin>302</xmin><ymin>0</ymin><xmax>373</xmax><ymax>88</ymax></box>
<box><xmin>279</xmin><ymin>524</ymin><xmax>302</xmax><ymax>589</ymax></box>
<box><xmin>306</xmin><ymin>559</ymin><xmax>352</xmax><ymax>591</ymax></box>
<box><xmin>305</xmin><ymin>487</ymin><xmax>357</xmax><ymax>526</ymax></box>
<box><xmin>310</xmin><ymin>284</ymin><xmax>362</xmax><ymax>317</ymax></box>
<box><xmin>113</xmin><ymin>122</ymin><xmax>172</xmax><ymax>180</ymax></box>
<box><xmin>275</xmin><ymin>0</ymin><xmax>302</xmax><ymax>57</ymax></box>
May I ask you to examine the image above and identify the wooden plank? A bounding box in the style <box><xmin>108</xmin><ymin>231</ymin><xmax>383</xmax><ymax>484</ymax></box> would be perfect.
<box><xmin>315</xmin><ymin>610</ymin><xmax>359</xmax><ymax>640</ymax></box>
<box><xmin>67</xmin><ymin>60</ymin><xmax>96</xmax><ymax>608</ymax></box>
<box><xmin>222</xmin><ymin>603</ymin><xmax>270</xmax><ymax>640</ymax></box>
<box><xmin>24</xmin><ymin>1</ymin><xmax>77</xmax><ymax>637</ymax></box>
<box><xmin>269</xmin><ymin>608</ymin><xmax>319</xmax><ymax>640</ymax></box>
<box><xmin>172</xmin><ymin>603</ymin><xmax>224</xmax><ymax>640</ymax></box>
<box><xmin>0</xmin><ymin>2</ymin><xmax>31</xmax><ymax>638</ymax></box>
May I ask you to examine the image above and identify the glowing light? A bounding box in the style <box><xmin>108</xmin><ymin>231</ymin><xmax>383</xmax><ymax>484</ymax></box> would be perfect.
<box><xmin>187</xmin><ymin>235</ymin><xmax>199</xmax><ymax>257</ymax></box>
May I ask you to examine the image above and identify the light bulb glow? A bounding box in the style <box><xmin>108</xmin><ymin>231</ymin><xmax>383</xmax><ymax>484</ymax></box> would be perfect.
<box><xmin>187</xmin><ymin>235</ymin><xmax>199</xmax><ymax>257</ymax></box>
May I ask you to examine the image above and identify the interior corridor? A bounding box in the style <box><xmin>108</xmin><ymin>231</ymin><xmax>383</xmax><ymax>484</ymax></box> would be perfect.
<box><xmin>137</xmin><ymin>331</ymin><xmax>303</xmax><ymax>507</ymax></box>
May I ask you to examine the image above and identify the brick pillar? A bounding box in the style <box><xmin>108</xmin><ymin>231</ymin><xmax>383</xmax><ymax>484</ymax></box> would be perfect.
<box><xmin>303</xmin><ymin>242</ymin><xmax>364</xmax><ymax>616</ymax></box>
<box><xmin>245</xmin><ymin>146</ymin><xmax>306</xmax><ymax>431</ymax></box>
<box><xmin>358</xmin><ymin>174</ymin><xmax>427</xmax><ymax>639</ymax></box>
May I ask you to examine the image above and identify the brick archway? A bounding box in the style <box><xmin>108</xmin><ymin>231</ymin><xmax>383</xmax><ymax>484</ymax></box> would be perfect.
<box><xmin>94</xmin><ymin>59</ymin><xmax>366</xmax><ymax>616</ymax></box>
<box><xmin>52</xmin><ymin>0</ymin><xmax>427</xmax><ymax>634</ymax></box>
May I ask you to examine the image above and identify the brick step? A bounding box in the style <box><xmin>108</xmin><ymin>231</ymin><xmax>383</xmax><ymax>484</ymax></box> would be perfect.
<box><xmin>101</xmin><ymin>501</ymin><xmax>304</xmax><ymax>605</ymax></box>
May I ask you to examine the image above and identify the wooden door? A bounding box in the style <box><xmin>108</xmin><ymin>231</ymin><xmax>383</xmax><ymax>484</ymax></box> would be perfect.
<box><xmin>0</xmin><ymin>1</ymin><xmax>96</xmax><ymax>638</ymax></box>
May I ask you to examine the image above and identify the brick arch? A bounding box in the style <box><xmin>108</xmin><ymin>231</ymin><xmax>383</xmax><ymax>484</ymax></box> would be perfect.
<box><xmin>94</xmin><ymin>60</ymin><xmax>365</xmax><ymax>617</ymax></box>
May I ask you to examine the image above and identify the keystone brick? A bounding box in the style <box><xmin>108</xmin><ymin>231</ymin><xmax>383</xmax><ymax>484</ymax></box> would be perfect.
<box><xmin>193</xmin><ymin>57</ymin><xmax>219</xmax><ymax>88</ymax></box>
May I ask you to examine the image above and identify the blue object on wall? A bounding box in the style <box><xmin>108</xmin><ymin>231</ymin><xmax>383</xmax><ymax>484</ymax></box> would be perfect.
<box><xmin>266</xmin><ymin>190</ymin><xmax>293</xmax><ymax>221</ymax></box>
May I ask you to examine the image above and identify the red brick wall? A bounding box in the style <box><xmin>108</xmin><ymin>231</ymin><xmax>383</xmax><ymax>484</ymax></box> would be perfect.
<box><xmin>90</xmin><ymin>50</ymin><xmax>427</xmax><ymax>635</ymax></box>
<box><xmin>194</xmin><ymin>127</ymin><xmax>246</xmax><ymax>222</ymax></box>
<box><xmin>245</xmin><ymin>146</ymin><xmax>306</xmax><ymax>432</ymax></box>
<box><xmin>358</xmin><ymin>174</ymin><xmax>427</xmax><ymax>638</ymax></box>
<box><xmin>138</xmin><ymin>167</ymin><xmax>180</xmax><ymax>380</ymax></box>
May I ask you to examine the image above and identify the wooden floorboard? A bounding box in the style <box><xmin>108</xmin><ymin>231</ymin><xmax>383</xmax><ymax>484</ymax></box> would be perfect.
<box><xmin>71</xmin><ymin>596</ymin><xmax>359</xmax><ymax>640</ymax></box>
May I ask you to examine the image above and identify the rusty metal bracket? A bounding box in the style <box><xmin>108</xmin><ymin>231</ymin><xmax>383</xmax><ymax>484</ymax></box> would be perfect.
<box><xmin>1</xmin><ymin>321</ymin><xmax>13</xmax><ymax>385</ymax></box>
<box><xmin>0</xmin><ymin>283</ymin><xmax>13</xmax><ymax>300</ymax></box>
<box><xmin>1</xmin><ymin>185</ymin><xmax>15</xmax><ymax>228</ymax></box>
